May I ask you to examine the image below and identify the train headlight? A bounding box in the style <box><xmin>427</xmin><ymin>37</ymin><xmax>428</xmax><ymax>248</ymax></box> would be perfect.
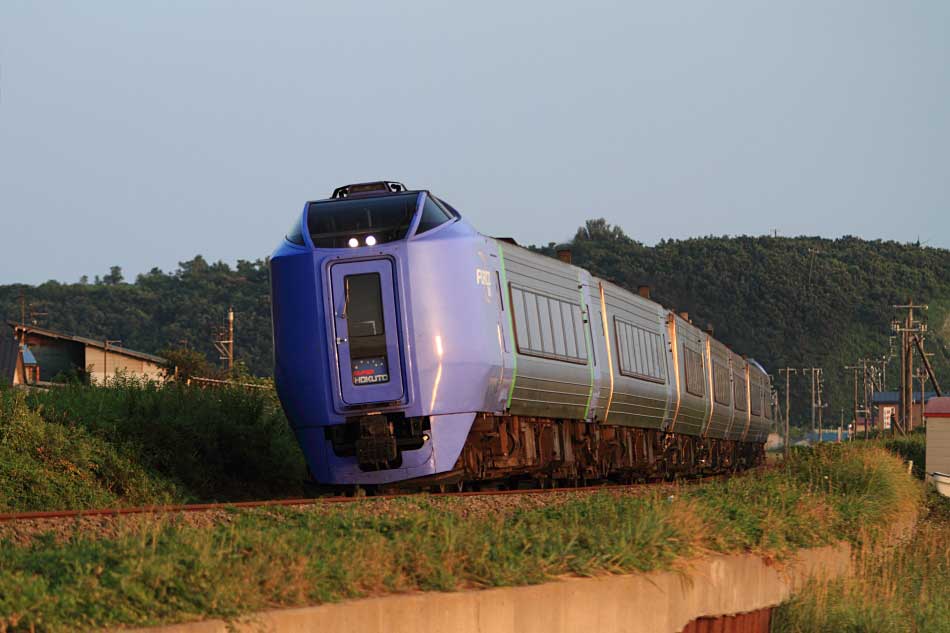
<box><xmin>365</xmin><ymin>235</ymin><xmax>377</xmax><ymax>246</ymax></box>
<box><xmin>347</xmin><ymin>237</ymin><xmax>359</xmax><ymax>248</ymax></box>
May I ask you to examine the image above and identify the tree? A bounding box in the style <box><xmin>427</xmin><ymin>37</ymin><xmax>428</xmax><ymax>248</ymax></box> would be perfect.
<box><xmin>103</xmin><ymin>266</ymin><xmax>124</xmax><ymax>285</ymax></box>
<box><xmin>159</xmin><ymin>347</ymin><xmax>221</xmax><ymax>381</ymax></box>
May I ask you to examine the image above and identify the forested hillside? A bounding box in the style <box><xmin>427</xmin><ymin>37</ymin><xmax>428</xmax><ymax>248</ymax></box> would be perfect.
<box><xmin>3</xmin><ymin>222</ymin><xmax>948</xmax><ymax>426</ymax></box>
<box><xmin>545</xmin><ymin>220</ymin><xmax>950</xmax><ymax>423</ymax></box>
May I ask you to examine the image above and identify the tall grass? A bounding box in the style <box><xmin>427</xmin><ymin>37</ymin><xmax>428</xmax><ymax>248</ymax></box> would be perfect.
<box><xmin>0</xmin><ymin>391</ymin><xmax>180</xmax><ymax>511</ymax></box>
<box><xmin>0</xmin><ymin>443</ymin><xmax>920</xmax><ymax>632</ymax></box>
<box><xmin>773</xmin><ymin>491</ymin><xmax>950</xmax><ymax>633</ymax></box>
<box><xmin>880</xmin><ymin>432</ymin><xmax>927</xmax><ymax>479</ymax></box>
<box><xmin>1</xmin><ymin>380</ymin><xmax>308</xmax><ymax>508</ymax></box>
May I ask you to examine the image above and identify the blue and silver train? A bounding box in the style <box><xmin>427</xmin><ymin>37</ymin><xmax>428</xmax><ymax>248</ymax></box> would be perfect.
<box><xmin>270</xmin><ymin>181</ymin><xmax>771</xmax><ymax>487</ymax></box>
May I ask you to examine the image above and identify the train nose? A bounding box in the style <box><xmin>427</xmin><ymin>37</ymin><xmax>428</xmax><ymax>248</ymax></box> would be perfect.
<box><xmin>328</xmin><ymin>257</ymin><xmax>405</xmax><ymax>405</ymax></box>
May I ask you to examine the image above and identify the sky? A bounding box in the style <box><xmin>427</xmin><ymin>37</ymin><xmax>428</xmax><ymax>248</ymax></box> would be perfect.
<box><xmin>1</xmin><ymin>1</ymin><xmax>948</xmax><ymax>285</ymax></box>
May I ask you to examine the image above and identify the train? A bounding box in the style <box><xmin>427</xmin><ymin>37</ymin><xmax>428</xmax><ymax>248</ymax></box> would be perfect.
<box><xmin>270</xmin><ymin>181</ymin><xmax>772</xmax><ymax>488</ymax></box>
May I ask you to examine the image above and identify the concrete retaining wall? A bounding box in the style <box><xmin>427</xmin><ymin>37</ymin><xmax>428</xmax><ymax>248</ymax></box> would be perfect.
<box><xmin>125</xmin><ymin>542</ymin><xmax>851</xmax><ymax>633</ymax></box>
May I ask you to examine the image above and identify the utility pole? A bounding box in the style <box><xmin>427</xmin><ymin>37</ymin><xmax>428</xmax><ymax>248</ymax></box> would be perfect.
<box><xmin>816</xmin><ymin>368</ymin><xmax>824</xmax><ymax>441</ymax></box>
<box><xmin>213</xmin><ymin>306</ymin><xmax>235</xmax><ymax>373</ymax></box>
<box><xmin>103</xmin><ymin>339</ymin><xmax>121</xmax><ymax>384</ymax></box>
<box><xmin>912</xmin><ymin>335</ymin><xmax>943</xmax><ymax>399</ymax></box>
<box><xmin>918</xmin><ymin>368</ymin><xmax>929</xmax><ymax>429</ymax></box>
<box><xmin>845</xmin><ymin>364</ymin><xmax>862</xmax><ymax>439</ymax></box>
<box><xmin>802</xmin><ymin>368</ymin><xmax>821</xmax><ymax>440</ymax></box>
<box><xmin>779</xmin><ymin>367</ymin><xmax>798</xmax><ymax>458</ymax></box>
<box><xmin>893</xmin><ymin>302</ymin><xmax>928</xmax><ymax>436</ymax></box>
<box><xmin>859</xmin><ymin>358</ymin><xmax>872</xmax><ymax>433</ymax></box>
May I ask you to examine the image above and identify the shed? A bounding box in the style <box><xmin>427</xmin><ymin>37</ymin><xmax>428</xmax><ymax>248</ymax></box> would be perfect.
<box><xmin>872</xmin><ymin>390</ymin><xmax>936</xmax><ymax>430</ymax></box>
<box><xmin>925</xmin><ymin>397</ymin><xmax>950</xmax><ymax>482</ymax></box>
<box><xmin>7</xmin><ymin>322</ymin><xmax>166</xmax><ymax>384</ymax></box>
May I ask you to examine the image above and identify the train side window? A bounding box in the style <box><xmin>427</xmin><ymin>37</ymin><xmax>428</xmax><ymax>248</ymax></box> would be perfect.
<box><xmin>614</xmin><ymin>317</ymin><xmax>665</xmax><ymax>383</ymax></box>
<box><xmin>734</xmin><ymin>372</ymin><xmax>748</xmax><ymax>411</ymax></box>
<box><xmin>286</xmin><ymin>215</ymin><xmax>305</xmax><ymax>245</ymax></box>
<box><xmin>713</xmin><ymin>362</ymin><xmax>731</xmax><ymax>405</ymax></box>
<box><xmin>537</xmin><ymin>296</ymin><xmax>555</xmax><ymax>354</ymax></box>
<box><xmin>751</xmin><ymin>380</ymin><xmax>763</xmax><ymax>416</ymax></box>
<box><xmin>684</xmin><ymin>347</ymin><xmax>705</xmax><ymax>397</ymax></box>
<box><xmin>549</xmin><ymin>298</ymin><xmax>566</xmax><ymax>357</ymax></box>
<box><xmin>509</xmin><ymin>284</ymin><xmax>588</xmax><ymax>364</ymax></box>
<box><xmin>415</xmin><ymin>196</ymin><xmax>453</xmax><ymax>235</ymax></box>
<box><xmin>495</xmin><ymin>272</ymin><xmax>504</xmax><ymax>311</ymax></box>
<box><xmin>562</xmin><ymin>302</ymin><xmax>578</xmax><ymax>358</ymax></box>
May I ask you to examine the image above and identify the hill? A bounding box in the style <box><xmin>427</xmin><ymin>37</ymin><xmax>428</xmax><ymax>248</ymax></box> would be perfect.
<box><xmin>2</xmin><ymin>224</ymin><xmax>948</xmax><ymax>425</ymax></box>
<box><xmin>544</xmin><ymin>220</ymin><xmax>950</xmax><ymax>422</ymax></box>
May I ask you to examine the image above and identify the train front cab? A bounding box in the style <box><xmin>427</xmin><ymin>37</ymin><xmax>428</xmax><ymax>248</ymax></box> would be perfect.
<box><xmin>271</xmin><ymin>184</ymin><xmax>504</xmax><ymax>485</ymax></box>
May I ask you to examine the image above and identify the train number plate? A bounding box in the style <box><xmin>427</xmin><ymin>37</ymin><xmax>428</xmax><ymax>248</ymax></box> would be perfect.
<box><xmin>351</xmin><ymin>357</ymin><xmax>390</xmax><ymax>385</ymax></box>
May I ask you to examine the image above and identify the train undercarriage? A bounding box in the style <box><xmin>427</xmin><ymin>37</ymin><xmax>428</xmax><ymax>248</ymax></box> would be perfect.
<box><xmin>446</xmin><ymin>413</ymin><xmax>765</xmax><ymax>486</ymax></box>
<box><xmin>324</xmin><ymin>412</ymin><xmax>765</xmax><ymax>493</ymax></box>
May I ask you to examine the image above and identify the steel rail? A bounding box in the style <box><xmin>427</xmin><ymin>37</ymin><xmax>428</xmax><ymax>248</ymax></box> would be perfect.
<box><xmin>0</xmin><ymin>467</ymin><xmax>762</xmax><ymax>524</ymax></box>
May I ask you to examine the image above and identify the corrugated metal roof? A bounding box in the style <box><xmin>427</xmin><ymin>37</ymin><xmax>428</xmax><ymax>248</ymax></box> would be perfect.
<box><xmin>926</xmin><ymin>397</ymin><xmax>950</xmax><ymax>417</ymax></box>
<box><xmin>7</xmin><ymin>322</ymin><xmax>166</xmax><ymax>364</ymax></box>
<box><xmin>872</xmin><ymin>390</ymin><xmax>937</xmax><ymax>404</ymax></box>
<box><xmin>0</xmin><ymin>325</ymin><xmax>17</xmax><ymax>385</ymax></box>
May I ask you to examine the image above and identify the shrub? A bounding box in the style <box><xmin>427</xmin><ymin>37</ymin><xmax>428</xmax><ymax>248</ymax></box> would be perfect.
<box><xmin>0</xmin><ymin>391</ymin><xmax>180</xmax><ymax>511</ymax></box>
<box><xmin>20</xmin><ymin>380</ymin><xmax>308</xmax><ymax>504</ymax></box>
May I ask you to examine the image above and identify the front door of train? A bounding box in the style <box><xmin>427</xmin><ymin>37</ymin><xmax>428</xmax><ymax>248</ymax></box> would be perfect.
<box><xmin>329</xmin><ymin>259</ymin><xmax>404</xmax><ymax>405</ymax></box>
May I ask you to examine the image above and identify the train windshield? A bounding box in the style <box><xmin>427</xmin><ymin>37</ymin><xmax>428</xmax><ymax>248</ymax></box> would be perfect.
<box><xmin>307</xmin><ymin>193</ymin><xmax>418</xmax><ymax>248</ymax></box>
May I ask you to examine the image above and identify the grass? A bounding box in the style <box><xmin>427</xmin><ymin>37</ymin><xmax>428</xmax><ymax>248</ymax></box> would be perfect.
<box><xmin>0</xmin><ymin>443</ymin><xmax>920</xmax><ymax>632</ymax></box>
<box><xmin>773</xmin><ymin>490</ymin><xmax>950</xmax><ymax>633</ymax></box>
<box><xmin>0</xmin><ymin>380</ymin><xmax>308</xmax><ymax>510</ymax></box>
<box><xmin>879</xmin><ymin>432</ymin><xmax>927</xmax><ymax>480</ymax></box>
<box><xmin>0</xmin><ymin>392</ymin><xmax>180</xmax><ymax>512</ymax></box>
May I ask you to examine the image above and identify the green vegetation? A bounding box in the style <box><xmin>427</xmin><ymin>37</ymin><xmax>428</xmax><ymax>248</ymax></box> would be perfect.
<box><xmin>879</xmin><ymin>431</ymin><xmax>927</xmax><ymax>479</ymax></box>
<box><xmin>0</xmin><ymin>391</ymin><xmax>180</xmax><ymax>512</ymax></box>
<box><xmin>4</xmin><ymin>228</ymin><xmax>948</xmax><ymax>424</ymax></box>
<box><xmin>541</xmin><ymin>222</ymin><xmax>950</xmax><ymax>424</ymax></box>
<box><xmin>0</xmin><ymin>444</ymin><xmax>918</xmax><ymax>632</ymax></box>
<box><xmin>773</xmin><ymin>490</ymin><xmax>950</xmax><ymax>633</ymax></box>
<box><xmin>0</xmin><ymin>381</ymin><xmax>307</xmax><ymax>511</ymax></box>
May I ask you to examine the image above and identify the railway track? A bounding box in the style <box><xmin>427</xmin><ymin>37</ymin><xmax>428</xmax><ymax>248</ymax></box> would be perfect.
<box><xmin>0</xmin><ymin>468</ymin><xmax>763</xmax><ymax>524</ymax></box>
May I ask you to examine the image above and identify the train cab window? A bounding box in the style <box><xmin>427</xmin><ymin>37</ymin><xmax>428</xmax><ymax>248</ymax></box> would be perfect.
<box><xmin>286</xmin><ymin>215</ymin><xmax>305</xmax><ymax>245</ymax></box>
<box><xmin>415</xmin><ymin>196</ymin><xmax>454</xmax><ymax>235</ymax></box>
<box><xmin>307</xmin><ymin>193</ymin><xmax>418</xmax><ymax>248</ymax></box>
<box><xmin>344</xmin><ymin>273</ymin><xmax>389</xmax><ymax>385</ymax></box>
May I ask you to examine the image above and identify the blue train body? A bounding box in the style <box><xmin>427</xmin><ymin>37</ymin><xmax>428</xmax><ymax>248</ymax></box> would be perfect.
<box><xmin>271</xmin><ymin>182</ymin><xmax>771</xmax><ymax>486</ymax></box>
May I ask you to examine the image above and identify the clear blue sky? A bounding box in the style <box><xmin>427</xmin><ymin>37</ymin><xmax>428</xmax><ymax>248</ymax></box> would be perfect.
<box><xmin>1</xmin><ymin>1</ymin><xmax>948</xmax><ymax>285</ymax></box>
